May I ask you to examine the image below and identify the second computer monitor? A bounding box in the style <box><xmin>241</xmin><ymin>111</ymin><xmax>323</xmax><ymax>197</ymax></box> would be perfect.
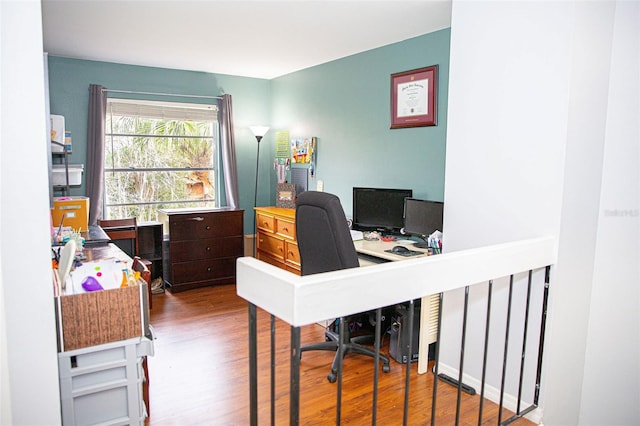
<box><xmin>403</xmin><ymin>198</ymin><xmax>444</xmax><ymax>240</ymax></box>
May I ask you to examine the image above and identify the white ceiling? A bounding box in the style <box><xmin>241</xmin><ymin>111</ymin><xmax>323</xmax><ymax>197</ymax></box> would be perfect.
<box><xmin>42</xmin><ymin>0</ymin><xmax>452</xmax><ymax>80</ymax></box>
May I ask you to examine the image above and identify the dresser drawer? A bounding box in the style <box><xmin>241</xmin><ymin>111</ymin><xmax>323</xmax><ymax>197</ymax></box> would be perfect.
<box><xmin>170</xmin><ymin>257</ymin><xmax>237</xmax><ymax>285</ymax></box>
<box><xmin>285</xmin><ymin>240</ymin><xmax>300</xmax><ymax>268</ymax></box>
<box><xmin>256</xmin><ymin>213</ymin><xmax>275</xmax><ymax>234</ymax></box>
<box><xmin>276</xmin><ymin>217</ymin><xmax>296</xmax><ymax>240</ymax></box>
<box><xmin>169</xmin><ymin>211</ymin><xmax>243</xmax><ymax>241</ymax></box>
<box><xmin>169</xmin><ymin>236</ymin><xmax>243</xmax><ymax>263</ymax></box>
<box><xmin>257</xmin><ymin>231</ymin><xmax>285</xmax><ymax>260</ymax></box>
<box><xmin>256</xmin><ymin>251</ymin><xmax>285</xmax><ymax>269</ymax></box>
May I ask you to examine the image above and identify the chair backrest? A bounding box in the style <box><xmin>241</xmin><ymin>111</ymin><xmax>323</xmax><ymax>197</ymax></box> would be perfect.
<box><xmin>98</xmin><ymin>217</ymin><xmax>139</xmax><ymax>257</ymax></box>
<box><xmin>295</xmin><ymin>191</ymin><xmax>359</xmax><ymax>276</ymax></box>
<box><xmin>132</xmin><ymin>256</ymin><xmax>151</xmax><ymax>286</ymax></box>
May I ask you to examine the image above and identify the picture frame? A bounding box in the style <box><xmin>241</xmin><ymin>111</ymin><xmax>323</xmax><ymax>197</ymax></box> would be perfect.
<box><xmin>390</xmin><ymin>65</ymin><xmax>438</xmax><ymax>129</ymax></box>
<box><xmin>276</xmin><ymin>183</ymin><xmax>296</xmax><ymax>209</ymax></box>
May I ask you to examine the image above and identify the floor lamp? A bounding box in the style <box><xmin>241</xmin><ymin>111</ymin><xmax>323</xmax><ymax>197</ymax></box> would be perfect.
<box><xmin>250</xmin><ymin>125</ymin><xmax>269</xmax><ymax>257</ymax></box>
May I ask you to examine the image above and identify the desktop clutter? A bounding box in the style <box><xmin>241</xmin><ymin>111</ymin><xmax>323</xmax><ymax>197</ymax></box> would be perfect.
<box><xmin>357</xmin><ymin>229</ymin><xmax>443</xmax><ymax>257</ymax></box>
<box><xmin>50</xmin><ymin>197</ymin><xmax>141</xmax><ymax>297</ymax></box>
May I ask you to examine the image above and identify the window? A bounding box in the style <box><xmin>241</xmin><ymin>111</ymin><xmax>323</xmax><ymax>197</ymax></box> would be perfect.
<box><xmin>104</xmin><ymin>99</ymin><xmax>219</xmax><ymax>222</ymax></box>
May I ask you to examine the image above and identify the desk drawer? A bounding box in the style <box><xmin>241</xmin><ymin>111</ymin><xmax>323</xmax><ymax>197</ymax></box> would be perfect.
<box><xmin>276</xmin><ymin>218</ymin><xmax>296</xmax><ymax>240</ymax></box>
<box><xmin>256</xmin><ymin>213</ymin><xmax>275</xmax><ymax>234</ymax></box>
<box><xmin>169</xmin><ymin>211</ymin><xmax>243</xmax><ymax>241</ymax></box>
<box><xmin>170</xmin><ymin>257</ymin><xmax>237</xmax><ymax>285</ymax></box>
<box><xmin>257</xmin><ymin>232</ymin><xmax>284</xmax><ymax>260</ymax></box>
<box><xmin>169</xmin><ymin>236</ymin><xmax>243</xmax><ymax>263</ymax></box>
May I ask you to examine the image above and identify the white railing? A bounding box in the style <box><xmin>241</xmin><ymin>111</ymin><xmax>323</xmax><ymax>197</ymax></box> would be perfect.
<box><xmin>237</xmin><ymin>237</ymin><xmax>555</xmax><ymax>327</ymax></box>
<box><xmin>236</xmin><ymin>236</ymin><xmax>556</xmax><ymax>425</ymax></box>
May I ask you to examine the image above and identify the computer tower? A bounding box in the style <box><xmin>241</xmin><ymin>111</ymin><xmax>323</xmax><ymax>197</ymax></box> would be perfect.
<box><xmin>389</xmin><ymin>304</ymin><xmax>421</xmax><ymax>364</ymax></box>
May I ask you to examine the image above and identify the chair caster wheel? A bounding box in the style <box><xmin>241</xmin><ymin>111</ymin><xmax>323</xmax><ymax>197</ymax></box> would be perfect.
<box><xmin>383</xmin><ymin>364</ymin><xmax>390</xmax><ymax>373</ymax></box>
<box><xmin>327</xmin><ymin>373</ymin><xmax>337</xmax><ymax>383</ymax></box>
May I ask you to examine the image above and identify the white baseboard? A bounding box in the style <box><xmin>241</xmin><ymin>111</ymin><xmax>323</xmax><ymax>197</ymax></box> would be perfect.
<box><xmin>437</xmin><ymin>362</ymin><xmax>543</xmax><ymax>424</ymax></box>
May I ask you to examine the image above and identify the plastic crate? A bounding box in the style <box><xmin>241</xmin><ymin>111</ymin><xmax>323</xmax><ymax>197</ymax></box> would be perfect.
<box><xmin>58</xmin><ymin>337</ymin><xmax>153</xmax><ymax>425</ymax></box>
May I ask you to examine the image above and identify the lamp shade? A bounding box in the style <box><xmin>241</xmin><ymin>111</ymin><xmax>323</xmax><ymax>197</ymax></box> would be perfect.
<box><xmin>249</xmin><ymin>125</ymin><xmax>270</xmax><ymax>138</ymax></box>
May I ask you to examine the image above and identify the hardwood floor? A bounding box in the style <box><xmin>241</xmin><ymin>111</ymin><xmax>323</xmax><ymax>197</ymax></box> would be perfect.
<box><xmin>145</xmin><ymin>284</ymin><xmax>535</xmax><ymax>425</ymax></box>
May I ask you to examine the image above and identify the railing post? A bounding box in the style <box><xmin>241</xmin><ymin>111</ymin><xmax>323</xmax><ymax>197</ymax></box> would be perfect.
<box><xmin>498</xmin><ymin>275</ymin><xmax>515</xmax><ymax>424</ymax></box>
<box><xmin>517</xmin><ymin>271</ymin><xmax>534</xmax><ymax>414</ymax></box>
<box><xmin>372</xmin><ymin>308</ymin><xmax>382</xmax><ymax>425</ymax></box>
<box><xmin>403</xmin><ymin>300</ymin><xmax>415</xmax><ymax>426</ymax></box>
<box><xmin>336</xmin><ymin>317</ymin><xmax>345</xmax><ymax>425</ymax></box>
<box><xmin>248</xmin><ymin>303</ymin><xmax>258</xmax><ymax>426</ymax></box>
<box><xmin>456</xmin><ymin>286</ymin><xmax>470</xmax><ymax>425</ymax></box>
<box><xmin>534</xmin><ymin>266</ymin><xmax>551</xmax><ymax>405</ymax></box>
<box><xmin>271</xmin><ymin>314</ymin><xmax>276</xmax><ymax>425</ymax></box>
<box><xmin>290</xmin><ymin>326</ymin><xmax>301</xmax><ymax>425</ymax></box>
<box><xmin>431</xmin><ymin>292</ymin><xmax>444</xmax><ymax>426</ymax></box>
<box><xmin>478</xmin><ymin>280</ymin><xmax>494</xmax><ymax>425</ymax></box>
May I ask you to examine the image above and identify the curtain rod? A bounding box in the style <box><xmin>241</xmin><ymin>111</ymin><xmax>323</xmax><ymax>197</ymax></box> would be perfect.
<box><xmin>102</xmin><ymin>88</ymin><xmax>223</xmax><ymax>100</ymax></box>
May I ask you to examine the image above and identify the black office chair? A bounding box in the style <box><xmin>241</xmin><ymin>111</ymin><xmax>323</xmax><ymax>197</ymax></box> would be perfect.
<box><xmin>296</xmin><ymin>191</ymin><xmax>390</xmax><ymax>382</ymax></box>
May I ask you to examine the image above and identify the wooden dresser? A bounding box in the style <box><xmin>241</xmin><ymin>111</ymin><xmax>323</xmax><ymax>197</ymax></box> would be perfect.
<box><xmin>159</xmin><ymin>207</ymin><xmax>244</xmax><ymax>292</ymax></box>
<box><xmin>255</xmin><ymin>207</ymin><xmax>301</xmax><ymax>275</ymax></box>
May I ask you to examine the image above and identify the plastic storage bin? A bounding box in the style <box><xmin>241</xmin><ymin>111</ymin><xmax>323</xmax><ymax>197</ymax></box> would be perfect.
<box><xmin>58</xmin><ymin>337</ymin><xmax>153</xmax><ymax>426</ymax></box>
<box><xmin>52</xmin><ymin>164</ymin><xmax>84</xmax><ymax>186</ymax></box>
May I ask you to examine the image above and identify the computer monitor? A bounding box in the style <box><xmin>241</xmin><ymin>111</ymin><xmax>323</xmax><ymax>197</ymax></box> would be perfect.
<box><xmin>403</xmin><ymin>198</ymin><xmax>444</xmax><ymax>248</ymax></box>
<box><xmin>352</xmin><ymin>187</ymin><xmax>413</xmax><ymax>234</ymax></box>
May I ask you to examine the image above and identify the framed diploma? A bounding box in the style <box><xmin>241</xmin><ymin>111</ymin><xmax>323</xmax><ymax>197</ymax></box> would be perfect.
<box><xmin>390</xmin><ymin>65</ymin><xmax>438</xmax><ymax>129</ymax></box>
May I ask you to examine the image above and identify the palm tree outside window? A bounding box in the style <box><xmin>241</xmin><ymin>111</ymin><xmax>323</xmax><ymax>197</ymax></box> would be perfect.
<box><xmin>104</xmin><ymin>98</ymin><xmax>219</xmax><ymax>222</ymax></box>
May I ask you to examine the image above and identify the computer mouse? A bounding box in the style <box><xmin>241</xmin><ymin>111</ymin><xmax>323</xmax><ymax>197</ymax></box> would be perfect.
<box><xmin>391</xmin><ymin>245</ymin><xmax>410</xmax><ymax>254</ymax></box>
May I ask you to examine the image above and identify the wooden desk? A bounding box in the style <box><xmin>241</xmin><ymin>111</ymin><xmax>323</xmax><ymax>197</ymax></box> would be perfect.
<box><xmin>354</xmin><ymin>239</ymin><xmax>431</xmax><ymax>264</ymax></box>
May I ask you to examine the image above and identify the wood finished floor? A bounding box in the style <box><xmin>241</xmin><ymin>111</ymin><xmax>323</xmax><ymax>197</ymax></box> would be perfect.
<box><xmin>145</xmin><ymin>284</ymin><xmax>535</xmax><ymax>425</ymax></box>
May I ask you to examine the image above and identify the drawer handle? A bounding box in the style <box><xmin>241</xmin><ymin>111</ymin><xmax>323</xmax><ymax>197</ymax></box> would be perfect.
<box><xmin>206</xmin><ymin>225</ymin><xmax>211</xmax><ymax>230</ymax></box>
<box><xmin>283</xmin><ymin>227</ymin><xmax>289</xmax><ymax>232</ymax></box>
<box><xmin>207</xmin><ymin>267</ymin><xmax>212</xmax><ymax>272</ymax></box>
<box><xmin>206</xmin><ymin>247</ymin><xmax>211</xmax><ymax>251</ymax></box>
<box><xmin>187</xmin><ymin>217</ymin><xmax>204</xmax><ymax>221</ymax></box>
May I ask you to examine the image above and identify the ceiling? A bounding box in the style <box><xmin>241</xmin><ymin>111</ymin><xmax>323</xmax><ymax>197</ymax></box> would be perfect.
<box><xmin>41</xmin><ymin>0</ymin><xmax>452</xmax><ymax>80</ymax></box>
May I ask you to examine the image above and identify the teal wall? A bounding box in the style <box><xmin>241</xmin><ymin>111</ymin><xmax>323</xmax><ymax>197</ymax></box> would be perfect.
<box><xmin>270</xmin><ymin>29</ymin><xmax>450</xmax><ymax>215</ymax></box>
<box><xmin>47</xmin><ymin>57</ymin><xmax>271</xmax><ymax>233</ymax></box>
<box><xmin>47</xmin><ymin>28</ymin><xmax>450</xmax><ymax>233</ymax></box>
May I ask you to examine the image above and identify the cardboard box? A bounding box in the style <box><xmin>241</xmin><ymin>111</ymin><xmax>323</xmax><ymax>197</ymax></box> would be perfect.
<box><xmin>56</xmin><ymin>285</ymin><xmax>145</xmax><ymax>351</ymax></box>
<box><xmin>52</xmin><ymin>196</ymin><xmax>90</xmax><ymax>231</ymax></box>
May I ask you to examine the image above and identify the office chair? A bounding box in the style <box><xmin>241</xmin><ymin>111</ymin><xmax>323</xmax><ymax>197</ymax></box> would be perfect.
<box><xmin>98</xmin><ymin>217</ymin><xmax>139</xmax><ymax>258</ymax></box>
<box><xmin>296</xmin><ymin>191</ymin><xmax>390</xmax><ymax>383</ymax></box>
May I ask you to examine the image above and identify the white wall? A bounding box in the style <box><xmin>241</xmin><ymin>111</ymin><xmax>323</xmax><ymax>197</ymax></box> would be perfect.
<box><xmin>579</xmin><ymin>2</ymin><xmax>639</xmax><ymax>424</ymax></box>
<box><xmin>0</xmin><ymin>1</ymin><xmax>62</xmax><ymax>424</ymax></box>
<box><xmin>443</xmin><ymin>1</ymin><xmax>639</xmax><ymax>424</ymax></box>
